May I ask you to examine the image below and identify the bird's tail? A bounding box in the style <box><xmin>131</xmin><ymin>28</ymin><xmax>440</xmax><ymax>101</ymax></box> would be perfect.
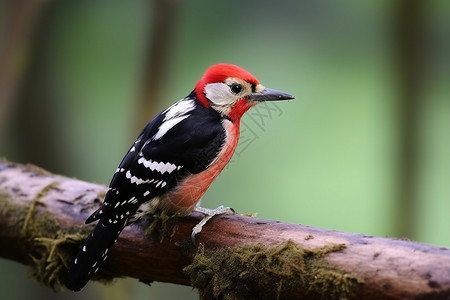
<box><xmin>66</xmin><ymin>219</ymin><xmax>125</xmax><ymax>291</ymax></box>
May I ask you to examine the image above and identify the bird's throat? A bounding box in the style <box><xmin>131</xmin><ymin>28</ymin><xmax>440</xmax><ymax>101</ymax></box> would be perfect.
<box><xmin>228</xmin><ymin>98</ymin><xmax>255</xmax><ymax>122</ymax></box>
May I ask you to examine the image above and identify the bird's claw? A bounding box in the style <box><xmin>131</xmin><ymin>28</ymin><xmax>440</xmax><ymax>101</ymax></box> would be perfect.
<box><xmin>191</xmin><ymin>205</ymin><xmax>235</xmax><ymax>244</ymax></box>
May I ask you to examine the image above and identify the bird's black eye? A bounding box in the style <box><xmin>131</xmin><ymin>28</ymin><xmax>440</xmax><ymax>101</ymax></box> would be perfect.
<box><xmin>230</xmin><ymin>83</ymin><xmax>242</xmax><ymax>94</ymax></box>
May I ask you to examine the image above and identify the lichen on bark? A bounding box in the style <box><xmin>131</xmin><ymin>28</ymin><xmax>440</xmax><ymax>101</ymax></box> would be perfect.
<box><xmin>184</xmin><ymin>240</ymin><xmax>363</xmax><ymax>300</ymax></box>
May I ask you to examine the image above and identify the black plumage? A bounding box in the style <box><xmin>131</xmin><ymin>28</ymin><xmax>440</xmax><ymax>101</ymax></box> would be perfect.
<box><xmin>66</xmin><ymin>92</ymin><xmax>226</xmax><ymax>291</ymax></box>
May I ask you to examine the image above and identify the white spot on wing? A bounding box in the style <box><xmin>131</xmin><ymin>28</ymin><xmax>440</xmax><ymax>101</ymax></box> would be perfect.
<box><xmin>150</xmin><ymin>98</ymin><xmax>196</xmax><ymax>141</ymax></box>
<box><xmin>156</xmin><ymin>162</ymin><xmax>166</xmax><ymax>173</ymax></box>
<box><xmin>167</xmin><ymin>163</ymin><xmax>178</xmax><ymax>174</ymax></box>
<box><xmin>163</xmin><ymin>99</ymin><xmax>195</xmax><ymax>120</ymax></box>
<box><xmin>153</xmin><ymin>115</ymin><xmax>190</xmax><ymax>140</ymax></box>
<box><xmin>125</xmin><ymin>170</ymin><xmax>152</xmax><ymax>185</ymax></box>
<box><xmin>127</xmin><ymin>197</ymin><xmax>138</xmax><ymax>204</ymax></box>
<box><xmin>138</xmin><ymin>157</ymin><xmax>179</xmax><ymax>174</ymax></box>
<box><xmin>149</xmin><ymin>160</ymin><xmax>158</xmax><ymax>170</ymax></box>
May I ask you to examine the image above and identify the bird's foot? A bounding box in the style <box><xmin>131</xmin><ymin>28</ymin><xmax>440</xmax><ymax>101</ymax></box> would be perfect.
<box><xmin>191</xmin><ymin>205</ymin><xmax>235</xmax><ymax>244</ymax></box>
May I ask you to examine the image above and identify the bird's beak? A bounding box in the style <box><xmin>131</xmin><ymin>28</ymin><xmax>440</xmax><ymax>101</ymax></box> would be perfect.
<box><xmin>248</xmin><ymin>87</ymin><xmax>295</xmax><ymax>102</ymax></box>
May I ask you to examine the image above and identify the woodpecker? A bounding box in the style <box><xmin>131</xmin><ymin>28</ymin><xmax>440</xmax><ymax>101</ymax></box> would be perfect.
<box><xmin>66</xmin><ymin>63</ymin><xmax>294</xmax><ymax>291</ymax></box>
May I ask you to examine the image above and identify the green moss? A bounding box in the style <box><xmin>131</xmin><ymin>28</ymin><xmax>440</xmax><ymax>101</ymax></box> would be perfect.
<box><xmin>31</xmin><ymin>234</ymin><xmax>86</xmax><ymax>290</ymax></box>
<box><xmin>26</xmin><ymin>184</ymin><xmax>91</xmax><ymax>290</ymax></box>
<box><xmin>96</xmin><ymin>190</ymin><xmax>107</xmax><ymax>201</ymax></box>
<box><xmin>238</xmin><ymin>212</ymin><xmax>258</xmax><ymax>218</ymax></box>
<box><xmin>0</xmin><ymin>183</ymin><xmax>92</xmax><ymax>291</ymax></box>
<box><xmin>144</xmin><ymin>208</ymin><xmax>182</xmax><ymax>242</ymax></box>
<box><xmin>21</xmin><ymin>182</ymin><xmax>59</xmax><ymax>235</ymax></box>
<box><xmin>184</xmin><ymin>240</ymin><xmax>363</xmax><ymax>300</ymax></box>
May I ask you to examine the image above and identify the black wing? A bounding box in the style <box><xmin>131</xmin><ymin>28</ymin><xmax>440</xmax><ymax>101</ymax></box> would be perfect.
<box><xmin>66</xmin><ymin>95</ymin><xmax>226</xmax><ymax>291</ymax></box>
<box><xmin>86</xmin><ymin>96</ymin><xmax>226</xmax><ymax>224</ymax></box>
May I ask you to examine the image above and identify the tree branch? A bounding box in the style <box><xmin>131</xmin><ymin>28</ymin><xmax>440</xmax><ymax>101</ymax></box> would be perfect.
<box><xmin>0</xmin><ymin>160</ymin><xmax>449</xmax><ymax>299</ymax></box>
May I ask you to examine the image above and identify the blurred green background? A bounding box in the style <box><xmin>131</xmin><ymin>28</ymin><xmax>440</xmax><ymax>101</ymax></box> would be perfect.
<box><xmin>0</xmin><ymin>0</ymin><xmax>449</xmax><ymax>299</ymax></box>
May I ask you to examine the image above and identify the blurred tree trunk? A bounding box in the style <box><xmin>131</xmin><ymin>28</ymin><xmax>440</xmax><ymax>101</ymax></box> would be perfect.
<box><xmin>393</xmin><ymin>0</ymin><xmax>425</xmax><ymax>238</ymax></box>
<box><xmin>135</xmin><ymin>0</ymin><xmax>181</xmax><ymax>131</ymax></box>
<box><xmin>0</xmin><ymin>0</ymin><xmax>47</xmax><ymax>139</ymax></box>
<box><xmin>10</xmin><ymin>3</ymin><xmax>66</xmax><ymax>173</ymax></box>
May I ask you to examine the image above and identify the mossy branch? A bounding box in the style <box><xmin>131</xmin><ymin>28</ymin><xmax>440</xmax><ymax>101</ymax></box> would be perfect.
<box><xmin>0</xmin><ymin>160</ymin><xmax>449</xmax><ymax>299</ymax></box>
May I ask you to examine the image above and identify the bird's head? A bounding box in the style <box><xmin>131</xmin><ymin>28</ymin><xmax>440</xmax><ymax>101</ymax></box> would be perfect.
<box><xmin>195</xmin><ymin>64</ymin><xmax>295</xmax><ymax>121</ymax></box>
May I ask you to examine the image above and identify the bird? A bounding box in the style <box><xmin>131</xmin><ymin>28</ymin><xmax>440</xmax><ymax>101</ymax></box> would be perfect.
<box><xmin>65</xmin><ymin>63</ymin><xmax>295</xmax><ymax>291</ymax></box>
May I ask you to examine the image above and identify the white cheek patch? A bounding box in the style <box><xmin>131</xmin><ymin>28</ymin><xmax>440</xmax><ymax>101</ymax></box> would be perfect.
<box><xmin>204</xmin><ymin>83</ymin><xmax>237</xmax><ymax>105</ymax></box>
